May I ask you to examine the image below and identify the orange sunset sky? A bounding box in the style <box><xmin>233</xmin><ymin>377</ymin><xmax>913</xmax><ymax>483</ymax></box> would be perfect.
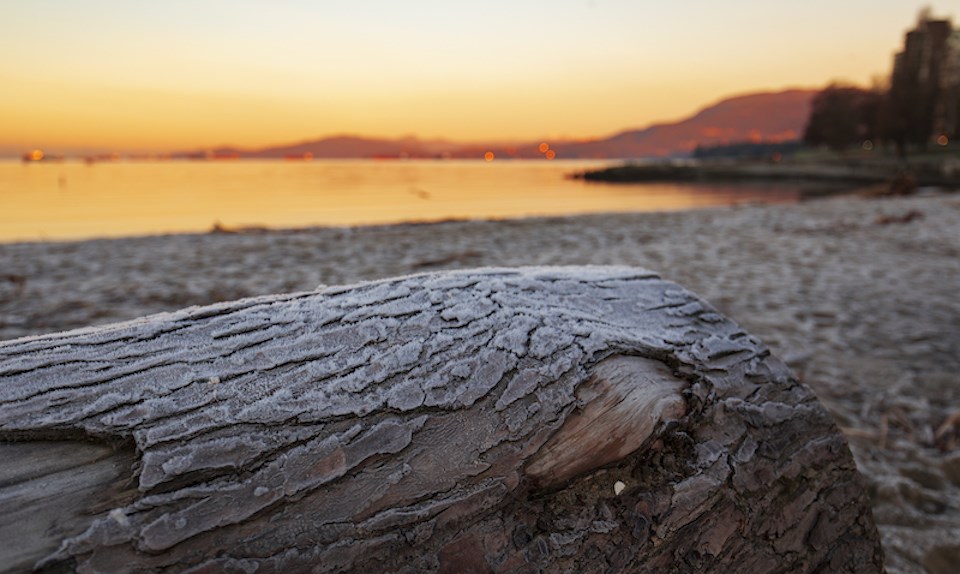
<box><xmin>0</xmin><ymin>1</ymin><xmax>951</xmax><ymax>155</ymax></box>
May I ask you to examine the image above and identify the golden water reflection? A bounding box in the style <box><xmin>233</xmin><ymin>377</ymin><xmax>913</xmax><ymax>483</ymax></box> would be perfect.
<box><xmin>0</xmin><ymin>160</ymin><xmax>802</xmax><ymax>243</ymax></box>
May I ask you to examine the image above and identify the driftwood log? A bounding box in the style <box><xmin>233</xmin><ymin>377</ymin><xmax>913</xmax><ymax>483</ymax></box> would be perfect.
<box><xmin>0</xmin><ymin>267</ymin><xmax>882</xmax><ymax>573</ymax></box>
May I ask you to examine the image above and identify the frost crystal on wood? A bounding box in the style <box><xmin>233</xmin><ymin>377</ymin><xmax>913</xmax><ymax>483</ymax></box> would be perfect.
<box><xmin>0</xmin><ymin>267</ymin><xmax>882</xmax><ymax>573</ymax></box>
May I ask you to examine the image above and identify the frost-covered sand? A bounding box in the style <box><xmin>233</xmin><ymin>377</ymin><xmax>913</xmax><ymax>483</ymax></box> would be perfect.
<box><xmin>2</xmin><ymin>193</ymin><xmax>959</xmax><ymax>573</ymax></box>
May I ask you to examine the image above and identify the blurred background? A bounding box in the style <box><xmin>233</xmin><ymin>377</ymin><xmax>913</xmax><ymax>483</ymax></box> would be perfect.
<box><xmin>2</xmin><ymin>1</ymin><xmax>957</xmax><ymax>241</ymax></box>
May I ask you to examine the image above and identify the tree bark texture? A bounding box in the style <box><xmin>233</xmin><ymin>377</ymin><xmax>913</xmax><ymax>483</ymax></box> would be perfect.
<box><xmin>0</xmin><ymin>266</ymin><xmax>883</xmax><ymax>573</ymax></box>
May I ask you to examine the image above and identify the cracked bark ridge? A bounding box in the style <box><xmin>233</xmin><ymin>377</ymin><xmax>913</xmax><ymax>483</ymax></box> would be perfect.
<box><xmin>0</xmin><ymin>266</ymin><xmax>883</xmax><ymax>573</ymax></box>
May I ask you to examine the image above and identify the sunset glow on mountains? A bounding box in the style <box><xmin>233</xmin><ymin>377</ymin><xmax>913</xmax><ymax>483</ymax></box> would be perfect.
<box><xmin>0</xmin><ymin>1</ymin><xmax>948</xmax><ymax>155</ymax></box>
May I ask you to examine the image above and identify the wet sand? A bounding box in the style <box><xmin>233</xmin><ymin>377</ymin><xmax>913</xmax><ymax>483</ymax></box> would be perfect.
<box><xmin>2</xmin><ymin>193</ymin><xmax>959</xmax><ymax>572</ymax></box>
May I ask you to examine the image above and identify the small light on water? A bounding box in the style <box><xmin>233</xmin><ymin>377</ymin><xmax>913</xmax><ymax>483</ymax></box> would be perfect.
<box><xmin>484</xmin><ymin>151</ymin><xmax>495</xmax><ymax>161</ymax></box>
<box><xmin>538</xmin><ymin>142</ymin><xmax>550</xmax><ymax>153</ymax></box>
<box><xmin>545</xmin><ymin>150</ymin><xmax>556</xmax><ymax>160</ymax></box>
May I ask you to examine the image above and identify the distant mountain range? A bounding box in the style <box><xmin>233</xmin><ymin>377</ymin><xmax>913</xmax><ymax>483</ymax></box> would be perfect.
<box><xmin>176</xmin><ymin>88</ymin><xmax>816</xmax><ymax>160</ymax></box>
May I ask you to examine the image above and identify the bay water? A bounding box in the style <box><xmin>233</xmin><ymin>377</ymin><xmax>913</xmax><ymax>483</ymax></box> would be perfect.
<box><xmin>1</xmin><ymin>159</ymin><xmax>804</xmax><ymax>242</ymax></box>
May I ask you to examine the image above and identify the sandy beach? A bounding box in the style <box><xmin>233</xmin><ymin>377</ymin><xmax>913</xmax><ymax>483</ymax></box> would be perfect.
<box><xmin>2</xmin><ymin>193</ymin><xmax>959</xmax><ymax>573</ymax></box>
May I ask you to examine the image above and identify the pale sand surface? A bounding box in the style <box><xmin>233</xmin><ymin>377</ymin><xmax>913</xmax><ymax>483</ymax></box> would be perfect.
<box><xmin>2</xmin><ymin>193</ymin><xmax>960</xmax><ymax>572</ymax></box>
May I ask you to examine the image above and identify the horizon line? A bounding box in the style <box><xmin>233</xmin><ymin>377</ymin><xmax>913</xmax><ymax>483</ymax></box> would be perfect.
<box><xmin>0</xmin><ymin>85</ymin><xmax>820</xmax><ymax>158</ymax></box>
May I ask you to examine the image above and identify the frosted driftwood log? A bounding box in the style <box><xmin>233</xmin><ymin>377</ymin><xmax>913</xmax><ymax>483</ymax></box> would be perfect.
<box><xmin>0</xmin><ymin>267</ymin><xmax>882</xmax><ymax>573</ymax></box>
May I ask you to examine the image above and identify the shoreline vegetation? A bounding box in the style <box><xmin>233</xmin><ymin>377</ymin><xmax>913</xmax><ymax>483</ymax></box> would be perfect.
<box><xmin>571</xmin><ymin>155</ymin><xmax>960</xmax><ymax>197</ymax></box>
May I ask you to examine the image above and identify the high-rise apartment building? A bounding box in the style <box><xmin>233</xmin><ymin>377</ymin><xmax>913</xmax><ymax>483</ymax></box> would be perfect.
<box><xmin>890</xmin><ymin>15</ymin><xmax>959</xmax><ymax>144</ymax></box>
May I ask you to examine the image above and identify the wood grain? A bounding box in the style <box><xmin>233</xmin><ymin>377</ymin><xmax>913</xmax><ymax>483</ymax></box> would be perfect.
<box><xmin>0</xmin><ymin>267</ymin><xmax>883</xmax><ymax>573</ymax></box>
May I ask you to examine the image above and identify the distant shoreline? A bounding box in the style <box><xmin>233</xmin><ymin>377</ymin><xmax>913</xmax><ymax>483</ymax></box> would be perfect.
<box><xmin>572</xmin><ymin>159</ymin><xmax>960</xmax><ymax>191</ymax></box>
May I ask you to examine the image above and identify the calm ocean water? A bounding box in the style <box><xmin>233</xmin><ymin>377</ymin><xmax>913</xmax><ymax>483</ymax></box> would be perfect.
<box><xmin>0</xmin><ymin>160</ymin><xmax>803</xmax><ymax>242</ymax></box>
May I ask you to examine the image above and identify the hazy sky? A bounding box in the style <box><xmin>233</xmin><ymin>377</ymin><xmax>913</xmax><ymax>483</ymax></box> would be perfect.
<box><xmin>0</xmin><ymin>1</ymin><xmax>950</xmax><ymax>153</ymax></box>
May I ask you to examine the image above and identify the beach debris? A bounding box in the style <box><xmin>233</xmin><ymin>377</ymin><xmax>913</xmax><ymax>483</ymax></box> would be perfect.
<box><xmin>209</xmin><ymin>221</ymin><xmax>270</xmax><ymax>235</ymax></box>
<box><xmin>858</xmin><ymin>172</ymin><xmax>919</xmax><ymax>198</ymax></box>
<box><xmin>410</xmin><ymin>250</ymin><xmax>484</xmax><ymax>270</ymax></box>
<box><xmin>942</xmin><ymin>454</ymin><xmax>960</xmax><ymax>487</ymax></box>
<box><xmin>922</xmin><ymin>544</ymin><xmax>960</xmax><ymax>574</ymax></box>
<box><xmin>934</xmin><ymin>410</ymin><xmax>960</xmax><ymax>452</ymax></box>
<box><xmin>888</xmin><ymin>172</ymin><xmax>918</xmax><ymax>196</ymax></box>
<box><xmin>875</xmin><ymin>210</ymin><xmax>924</xmax><ymax>225</ymax></box>
<box><xmin>0</xmin><ymin>267</ymin><xmax>882</xmax><ymax>572</ymax></box>
<box><xmin>1</xmin><ymin>274</ymin><xmax>27</xmax><ymax>299</ymax></box>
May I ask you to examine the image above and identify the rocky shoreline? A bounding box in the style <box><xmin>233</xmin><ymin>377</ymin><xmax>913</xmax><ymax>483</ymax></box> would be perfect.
<box><xmin>2</xmin><ymin>193</ymin><xmax>959</xmax><ymax>572</ymax></box>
